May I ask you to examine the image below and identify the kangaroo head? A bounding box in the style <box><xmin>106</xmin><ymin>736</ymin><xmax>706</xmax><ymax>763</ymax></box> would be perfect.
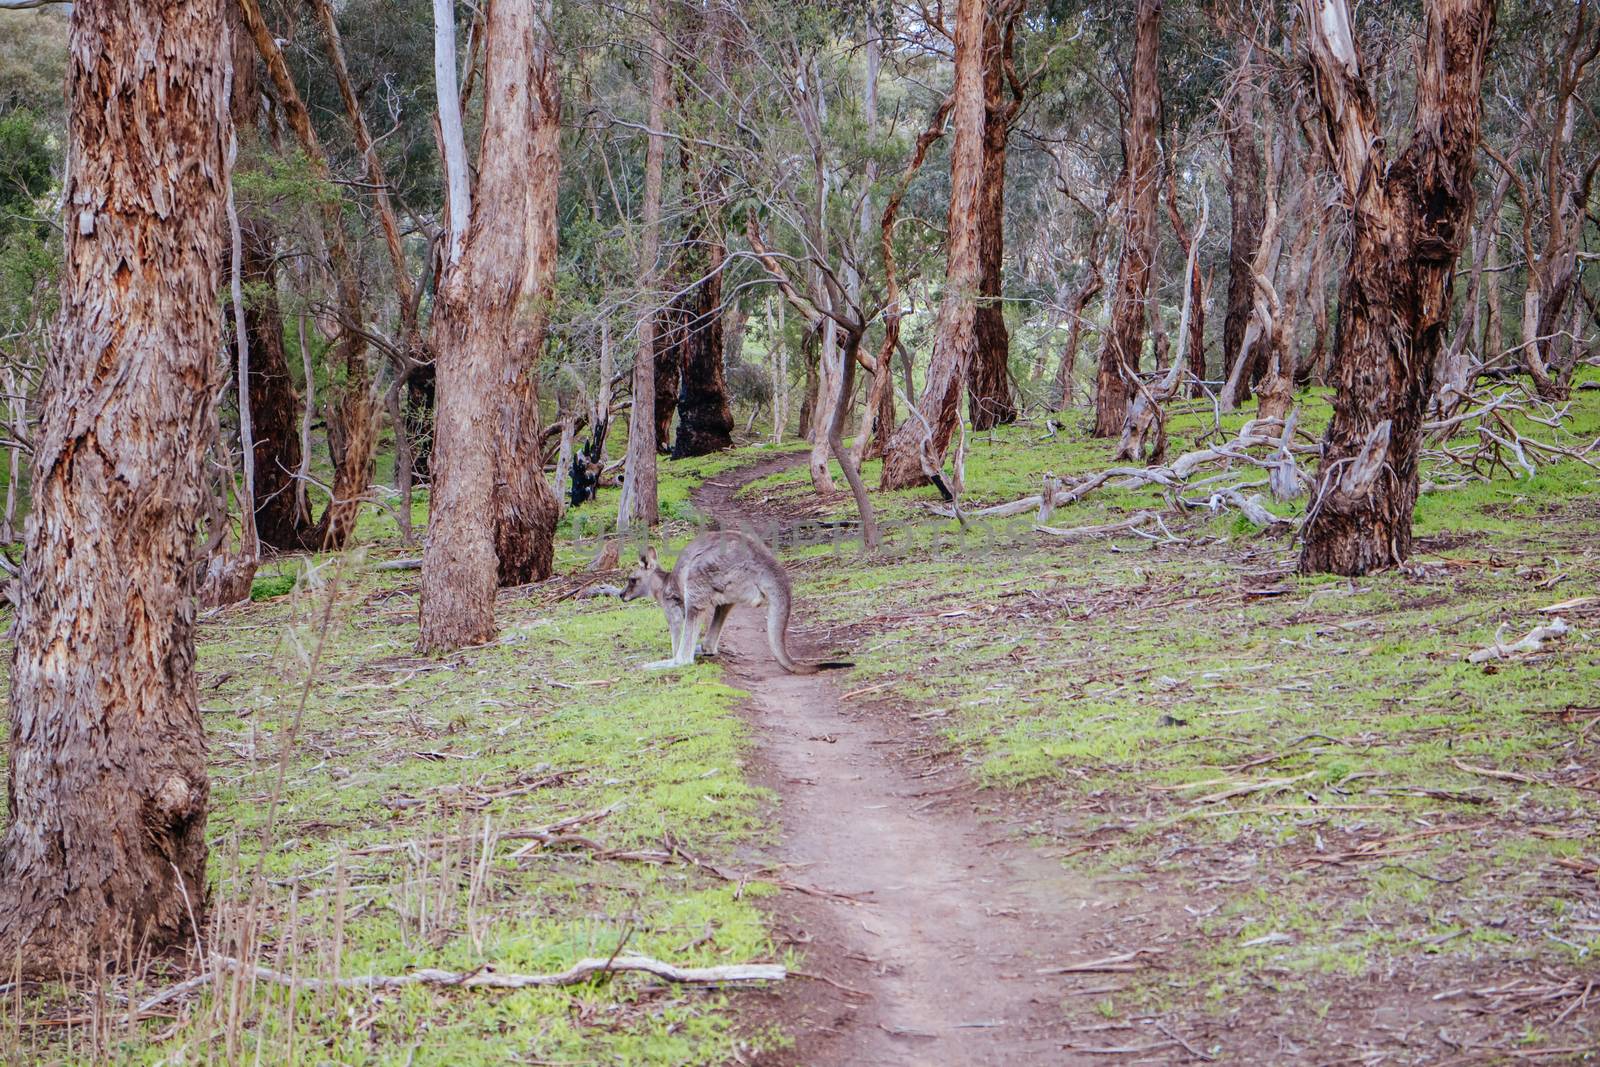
<box><xmin>620</xmin><ymin>547</ymin><xmax>666</xmax><ymax>602</ymax></box>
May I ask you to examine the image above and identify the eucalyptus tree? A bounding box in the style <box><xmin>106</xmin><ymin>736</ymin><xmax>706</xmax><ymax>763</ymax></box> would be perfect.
<box><xmin>618</xmin><ymin>0</ymin><xmax>671</xmax><ymax>531</ymax></box>
<box><xmin>420</xmin><ymin>0</ymin><xmax>563</xmax><ymax>651</ymax></box>
<box><xmin>1298</xmin><ymin>0</ymin><xmax>1497</xmax><ymax>576</ymax></box>
<box><xmin>0</xmin><ymin>0</ymin><xmax>227</xmax><ymax>973</ymax></box>
<box><xmin>1091</xmin><ymin>0</ymin><xmax>1161</xmax><ymax>438</ymax></box>
<box><xmin>878</xmin><ymin>0</ymin><xmax>988</xmax><ymax>489</ymax></box>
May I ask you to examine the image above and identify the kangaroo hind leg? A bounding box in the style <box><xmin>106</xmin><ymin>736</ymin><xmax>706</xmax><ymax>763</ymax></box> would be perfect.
<box><xmin>702</xmin><ymin>604</ymin><xmax>733</xmax><ymax>655</ymax></box>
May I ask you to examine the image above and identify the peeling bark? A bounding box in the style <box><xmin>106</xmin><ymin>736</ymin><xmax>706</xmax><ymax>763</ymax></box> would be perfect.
<box><xmin>0</xmin><ymin>0</ymin><xmax>226</xmax><ymax>974</ymax></box>
<box><xmin>241</xmin><ymin>219</ymin><xmax>310</xmax><ymax>551</ymax></box>
<box><xmin>1221</xmin><ymin>47</ymin><xmax>1266</xmax><ymax>403</ymax></box>
<box><xmin>969</xmin><ymin>1</ymin><xmax>1021</xmax><ymax>430</ymax></box>
<box><xmin>420</xmin><ymin>0</ymin><xmax>560</xmax><ymax>650</ymax></box>
<box><xmin>1298</xmin><ymin>0</ymin><xmax>1496</xmax><ymax>576</ymax></box>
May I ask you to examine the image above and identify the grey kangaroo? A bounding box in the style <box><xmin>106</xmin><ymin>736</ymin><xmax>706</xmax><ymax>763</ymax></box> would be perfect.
<box><xmin>619</xmin><ymin>531</ymin><xmax>851</xmax><ymax>674</ymax></box>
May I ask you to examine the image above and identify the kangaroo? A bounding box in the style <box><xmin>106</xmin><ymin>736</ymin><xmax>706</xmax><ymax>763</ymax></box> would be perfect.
<box><xmin>619</xmin><ymin>531</ymin><xmax>852</xmax><ymax>674</ymax></box>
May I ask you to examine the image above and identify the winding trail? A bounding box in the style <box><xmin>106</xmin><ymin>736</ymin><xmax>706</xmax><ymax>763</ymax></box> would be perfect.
<box><xmin>694</xmin><ymin>457</ymin><xmax>1117</xmax><ymax>1066</ymax></box>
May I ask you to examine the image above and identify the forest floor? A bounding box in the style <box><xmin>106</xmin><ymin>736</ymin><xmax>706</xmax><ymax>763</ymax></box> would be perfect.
<box><xmin>2</xmin><ymin>377</ymin><xmax>1599</xmax><ymax>1065</ymax></box>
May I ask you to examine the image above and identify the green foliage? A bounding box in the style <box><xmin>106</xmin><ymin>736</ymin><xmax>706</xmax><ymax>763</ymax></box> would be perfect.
<box><xmin>248</xmin><ymin>573</ymin><xmax>297</xmax><ymax>601</ymax></box>
<box><xmin>234</xmin><ymin>146</ymin><xmax>345</xmax><ymax>219</ymax></box>
<box><xmin>0</xmin><ymin>109</ymin><xmax>55</xmax><ymax>241</ymax></box>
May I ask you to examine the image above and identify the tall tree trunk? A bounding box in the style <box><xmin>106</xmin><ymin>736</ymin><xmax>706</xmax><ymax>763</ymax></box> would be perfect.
<box><xmin>1092</xmin><ymin>0</ymin><xmax>1162</xmax><ymax>438</ymax></box>
<box><xmin>878</xmin><ymin>0</ymin><xmax>986</xmax><ymax>489</ymax></box>
<box><xmin>493</xmin><ymin>28</ymin><xmax>561</xmax><ymax>586</ymax></box>
<box><xmin>968</xmin><ymin>2</ymin><xmax>1020</xmax><ymax>430</ymax></box>
<box><xmin>435</xmin><ymin>0</ymin><xmax>472</xmax><ymax>270</ymax></box>
<box><xmin>671</xmin><ymin>3</ymin><xmax>736</xmax><ymax>460</ymax></box>
<box><xmin>672</xmin><ymin>224</ymin><xmax>735</xmax><ymax>457</ymax></box>
<box><xmin>1164</xmin><ymin>161</ymin><xmax>1209</xmax><ymax>397</ymax></box>
<box><xmin>231</xmin><ymin>25</ymin><xmax>311</xmax><ymax>552</ymax></box>
<box><xmin>242</xmin><ymin>215</ymin><xmax>312</xmax><ymax>552</ymax></box>
<box><xmin>1482</xmin><ymin>221</ymin><xmax>1503</xmax><ymax>362</ymax></box>
<box><xmin>1298</xmin><ymin>0</ymin><xmax>1496</xmax><ymax>576</ymax></box>
<box><xmin>619</xmin><ymin>0</ymin><xmax>670</xmax><ymax>531</ymax></box>
<box><xmin>238</xmin><ymin>0</ymin><xmax>374</xmax><ymax>550</ymax></box>
<box><xmin>0</xmin><ymin>0</ymin><xmax>225</xmax><ymax>974</ymax></box>
<box><xmin>420</xmin><ymin>0</ymin><xmax>560</xmax><ymax>650</ymax></box>
<box><xmin>1221</xmin><ymin>48</ymin><xmax>1265</xmax><ymax>403</ymax></box>
<box><xmin>653</xmin><ymin>292</ymin><xmax>683</xmax><ymax>451</ymax></box>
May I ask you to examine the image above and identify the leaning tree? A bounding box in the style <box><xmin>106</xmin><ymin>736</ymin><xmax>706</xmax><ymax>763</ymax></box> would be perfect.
<box><xmin>0</xmin><ymin>0</ymin><xmax>227</xmax><ymax>973</ymax></box>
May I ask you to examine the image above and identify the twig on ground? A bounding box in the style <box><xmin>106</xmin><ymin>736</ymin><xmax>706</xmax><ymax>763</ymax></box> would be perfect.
<box><xmin>1037</xmin><ymin>949</ymin><xmax>1162</xmax><ymax>975</ymax></box>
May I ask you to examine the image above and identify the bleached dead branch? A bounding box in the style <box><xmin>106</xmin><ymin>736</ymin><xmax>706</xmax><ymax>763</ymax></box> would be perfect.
<box><xmin>1467</xmin><ymin>617</ymin><xmax>1570</xmax><ymax>663</ymax></box>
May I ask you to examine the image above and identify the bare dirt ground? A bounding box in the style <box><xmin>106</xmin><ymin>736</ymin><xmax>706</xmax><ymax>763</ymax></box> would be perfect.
<box><xmin>698</xmin><ymin>459</ymin><xmax>1138</xmax><ymax>1066</ymax></box>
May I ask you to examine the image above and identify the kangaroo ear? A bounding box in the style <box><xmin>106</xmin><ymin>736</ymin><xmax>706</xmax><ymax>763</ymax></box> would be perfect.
<box><xmin>643</xmin><ymin>547</ymin><xmax>658</xmax><ymax>568</ymax></box>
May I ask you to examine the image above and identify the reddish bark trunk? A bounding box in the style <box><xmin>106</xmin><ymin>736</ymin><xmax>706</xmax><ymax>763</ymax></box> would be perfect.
<box><xmin>1222</xmin><ymin>66</ymin><xmax>1265</xmax><ymax>402</ymax></box>
<box><xmin>0</xmin><ymin>0</ymin><xmax>225</xmax><ymax>974</ymax></box>
<box><xmin>420</xmin><ymin>0</ymin><xmax>559</xmax><ymax>649</ymax></box>
<box><xmin>1298</xmin><ymin>0</ymin><xmax>1496</xmax><ymax>576</ymax></box>
<box><xmin>1093</xmin><ymin>0</ymin><xmax>1162</xmax><ymax>437</ymax></box>
<box><xmin>241</xmin><ymin>214</ymin><xmax>312</xmax><ymax>551</ymax></box>
<box><xmin>653</xmin><ymin>294</ymin><xmax>683</xmax><ymax>451</ymax></box>
<box><xmin>969</xmin><ymin>3</ymin><xmax>1019</xmax><ymax>430</ymax></box>
<box><xmin>672</xmin><ymin>227</ymin><xmax>735</xmax><ymax>457</ymax></box>
<box><xmin>878</xmin><ymin>0</ymin><xmax>986</xmax><ymax>489</ymax></box>
<box><xmin>493</xmin><ymin>34</ymin><xmax>561</xmax><ymax>586</ymax></box>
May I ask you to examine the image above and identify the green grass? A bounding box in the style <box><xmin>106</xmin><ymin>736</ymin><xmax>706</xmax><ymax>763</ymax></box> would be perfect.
<box><xmin>2</xmin><ymin>554</ymin><xmax>786</xmax><ymax>1064</ymax></box>
<box><xmin>4</xmin><ymin>370</ymin><xmax>1598</xmax><ymax>1061</ymax></box>
<box><xmin>779</xmin><ymin>374</ymin><xmax>1600</xmax><ymax>1037</ymax></box>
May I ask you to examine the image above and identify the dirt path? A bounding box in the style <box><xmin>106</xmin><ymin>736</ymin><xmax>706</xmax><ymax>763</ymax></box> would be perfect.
<box><xmin>695</xmin><ymin>458</ymin><xmax>1118</xmax><ymax>1066</ymax></box>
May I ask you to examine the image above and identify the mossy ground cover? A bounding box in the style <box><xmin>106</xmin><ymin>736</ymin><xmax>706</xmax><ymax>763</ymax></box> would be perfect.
<box><xmin>772</xmin><ymin>375</ymin><xmax>1600</xmax><ymax>1058</ymax></box>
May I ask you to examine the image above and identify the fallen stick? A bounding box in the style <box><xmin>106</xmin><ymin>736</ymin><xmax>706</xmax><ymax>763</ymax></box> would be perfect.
<box><xmin>1037</xmin><ymin>949</ymin><xmax>1161</xmax><ymax>975</ymax></box>
<box><xmin>1190</xmin><ymin>770</ymin><xmax>1315</xmax><ymax>805</ymax></box>
<box><xmin>1467</xmin><ymin>617</ymin><xmax>1570</xmax><ymax>663</ymax></box>
<box><xmin>354</xmin><ymin>806</ymin><xmax>618</xmax><ymax>857</ymax></box>
<box><xmin>1451</xmin><ymin>760</ymin><xmax>1538</xmax><ymax>785</ymax></box>
<box><xmin>1064</xmin><ymin>1040</ymin><xmax>1180</xmax><ymax>1056</ymax></box>
<box><xmin>1540</xmin><ymin>595</ymin><xmax>1598</xmax><ymax>613</ymax></box>
<box><xmin>1034</xmin><ymin>512</ymin><xmax>1158</xmax><ymax>540</ymax></box>
<box><xmin>143</xmin><ymin>953</ymin><xmax>782</xmax><ymax>1004</ymax></box>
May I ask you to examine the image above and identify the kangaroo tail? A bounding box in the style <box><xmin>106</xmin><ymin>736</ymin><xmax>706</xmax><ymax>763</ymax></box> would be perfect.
<box><xmin>765</xmin><ymin>583</ymin><xmax>853</xmax><ymax>674</ymax></box>
<box><xmin>765</xmin><ymin>585</ymin><xmax>812</xmax><ymax>673</ymax></box>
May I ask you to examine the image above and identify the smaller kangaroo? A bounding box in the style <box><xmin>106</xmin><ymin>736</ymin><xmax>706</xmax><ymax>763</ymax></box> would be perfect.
<box><xmin>619</xmin><ymin>531</ymin><xmax>851</xmax><ymax>674</ymax></box>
